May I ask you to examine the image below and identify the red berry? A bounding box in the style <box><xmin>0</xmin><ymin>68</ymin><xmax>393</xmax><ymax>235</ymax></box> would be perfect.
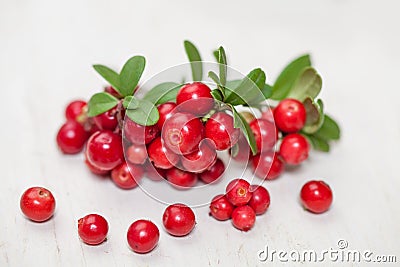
<box><xmin>166</xmin><ymin>167</ymin><xmax>198</xmax><ymax>189</ymax></box>
<box><xmin>162</xmin><ymin>203</ymin><xmax>196</xmax><ymax>237</ymax></box>
<box><xmin>148</xmin><ymin>137</ymin><xmax>180</xmax><ymax>169</ymax></box>
<box><xmin>84</xmin><ymin>156</ymin><xmax>109</xmax><ymax>176</ymax></box>
<box><xmin>225</xmin><ymin>179</ymin><xmax>252</xmax><ymax>206</ymax></box>
<box><xmin>176</xmin><ymin>82</ymin><xmax>214</xmax><ymax>115</ymax></box>
<box><xmin>124</xmin><ymin>118</ymin><xmax>159</xmax><ymax>145</ymax></box>
<box><xmin>229</xmin><ymin>132</ymin><xmax>252</xmax><ymax>162</ymax></box>
<box><xmin>65</xmin><ymin>100</ymin><xmax>87</xmax><ymax>124</ymax></box>
<box><xmin>111</xmin><ymin>162</ymin><xmax>143</xmax><ymax>189</ymax></box>
<box><xmin>249</xmin><ymin>119</ymin><xmax>278</xmax><ymax>153</ymax></box>
<box><xmin>279</xmin><ymin>133</ymin><xmax>309</xmax><ymax>165</ymax></box>
<box><xmin>104</xmin><ymin>86</ymin><xmax>123</xmax><ymax>99</ymax></box>
<box><xmin>144</xmin><ymin>161</ymin><xmax>166</xmax><ymax>181</ymax></box>
<box><xmin>162</xmin><ymin>112</ymin><xmax>204</xmax><ymax>155</ymax></box>
<box><xmin>78</xmin><ymin>214</ymin><xmax>108</xmax><ymax>245</ymax></box>
<box><xmin>252</xmin><ymin>152</ymin><xmax>284</xmax><ymax>180</ymax></box>
<box><xmin>248</xmin><ymin>185</ymin><xmax>270</xmax><ymax>215</ymax></box>
<box><xmin>274</xmin><ymin>98</ymin><xmax>306</xmax><ymax>133</ymax></box>
<box><xmin>20</xmin><ymin>187</ymin><xmax>55</xmax><ymax>222</ymax></box>
<box><xmin>93</xmin><ymin>106</ymin><xmax>118</xmax><ymax>131</ymax></box>
<box><xmin>126</xmin><ymin>143</ymin><xmax>147</xmax><ymax>165</ymax></box>
<box><xmin>56</xmin><ymin>121</ymin><xmax>88</xmax><ymax>154</ymax></box>
<box><xmin>209</xmin><ymin>195</ymin><xmax>234</xmax><ymax>221</ymax></box>
<box><xmin>127</xmin><ymin>220</ymin><xmax>160</xmax><ymax>254</ymax></box>
<box><xmin>181</xmin><ymin>140</ymin><xmax>216</xmax><ymax>173</ymax></box>
<box><xmin>199</xmin><ymin>158</ymin><xmax>225</xmax><ymax>184</ymax></box>
<box><xmin>231</xmin><ymin>205</ymin><xmax>256</xmax><ymax>231</ymax></box>
<box><xmin>300</xmin><ymin>180</ymin><xmax>333</xmax><ymax>214</ymax></box>
<box><xmin>86</xmin><ymin>130</ymin><xmax>124</xmax><ymax>170</ymax></box>
<box><xmin>205</xmin><ymin>112</ymin><xmax>240</xmax><ymax>151</ymax></box>
<box><xmin>157</xmin><ymin>102</ymin><xmax>177</xmax><ymax>129</ymax></box>
<box><xmin>261</xmin><ymin>108</ymin><xmax>274</xmax><ymax>122</ymax></box>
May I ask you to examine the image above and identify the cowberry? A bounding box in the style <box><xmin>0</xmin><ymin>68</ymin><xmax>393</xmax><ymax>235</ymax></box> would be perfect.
<box><xmin>205</xmin><ymin>112</ymin><xmax>240</xmax><ymax>151</ymax></box>
<box><xmin>111</xmin><ymin>162</ymin><xmax>143</xmax><ymax>189</ymax></box>
<box><xmin>252</xmin><ymin>151</ymin><xmax>284</xmax><ymax>180</ymax></box>
<box><xmin>56</xmin><ymin>121</ymin><xmax>88</xmax><ymax>154</ymax></box>
<box><xmin>78</xmin><ymin>214</ymin><xmax>108</xmax><ymax>245</ymax></box>
<box><xmin>148</xmin><ymin>137</ymin><xmax>180</xmax><ymax>169</ymax></box>
<box><xmin>248</xmin><ymin>185</ymin><xmax>270</xmax><ymax>215</ymax></box>
<box><xmin>300</xmin><ymin>180</ymin><xmax>333</xmax><ymax>214</ymax></box>
<box><xmin>162</xmin><ymin>203</ymin><xmax>196</xmax><ymax>237</ymax></box>
<box><xmin>126</xmin><ymin>143</ymin><xmax>147</xmax><ymax>165</ymax></box>
<box><xmin>127</xmin><ymin>220</ymin><xmax>160</xmax><ymax>254</ymax></box>
<box><xmin>249</xmin><ymin>119</ymin><xmax>278</xmax><ymax>153</ymax></box>
<box><xmin>274</xmin><ymin>98</ymin><xmax>306</xmax><ymax>133</ymax></box>
<box><xmin>124</xmin><ymin>118</ymin><xmax>159</xmax><ymax>145</ymax></box>
<box><xmin>93</xmin><ymin>105</ymin><xmax>118</xmax><ymax>131</ymax></box>
<box><xmin>225</xmin><ymin>179</ymin><xmax>252</xmax><ymax>206</ymax></box>
<box><xmin>20</xmin><ymin>187</ymin><xmax>56</xmax><ymax>222</ymax></box>
<box><xmin>104</xmin><ymin>86</ymin><xmax>123</xmax><ymax>99</ymax></box>
<box><xmin>65</xmin><ymin>100</ymin><xmax>87</xmax><ymax>124</ymax></box>
<box><xmin>84</xmin><ymin>156</ymin><xmax>109</xmax><ymax>176</ymax></box>
<box><xmin>261</xmin><ymin>108</ymin><xmax>274</xmax><ymax>122</ymax></box>
<box><xmin>181</xmin><ymin>140</ymin><xmax>217</xmax><ymax>173</ymax></box>
<box><xmin>199</xmin><ymin>158</ymin><xmax>225</xmax><ymax>184</ymax></box>
<box><xmin>231</xmin><ymin>205</ymin><xmax>256</xmax><ymax>231</ymax></box>
<box><xmin>157</xmin><ymin>102</ymin><xmax>177</xmax><ymax>129</ymax></box>
<box><xmin>279</xmin><ymin>133</ymin><xmax>309</xmax><ymax>165</ymax></box>
<box><xmin>176</xmin><ymin>82</ymin><xmax>214</xmax><ymax>115</ymax></box>
<box><xmin>144</xmin><ymin>161</ymin><xmax>166</xmax><ymax>181</ymax></box>
<box><xmin>209</xmin><ymin>195</ymin><xmax>234</xmax><ymax>221</ymax></box>
<box><xmin>166</xmin><ymin>167</ymin><xmax>198</xmax><ymax>189</ymax></box>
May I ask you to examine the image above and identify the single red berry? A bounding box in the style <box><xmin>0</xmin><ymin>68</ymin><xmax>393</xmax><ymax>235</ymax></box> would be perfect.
<box><xmin>252</xmin><ymin>151</ymin><xmax>284</xmax><ymax>180</ymax></box>
<box><xmin>249</xmin><ymin>119</ymin><xmax>278</xmax><ymax>153</ymax></box>
<box><xmin>229</xmin><ymin>132</ymin><xmax>252</xmax><ymax>162</ymax></box>
<box><xmin>300</xmin><ymin>180</ymin><xmax>333</xmax><ymax>214</ymax></box>
<box><xmin>157</xmin><ymin>102</ymin><xmax>177</xmax><ymax>129</ymax></box>
<box><xmin>181</xmin><ymin>140</ymin><xmax>217</xmax><ymax>173</ymax></box>
<box><xmin>111</xmin><ymin>162</ymin><xmax>143</xmax><ymax>189</ymax></box>
<box><xmin>209</xmin><ymin>194</ymin><xmax>234</xmax><ymax>221</ymax></box>
<box><xmin>65</xmin><ymin>100</ymin><xmax>87</xmax><ymax>124</ymax></box>
<box><xmin>104</xmin><ymin>86</ymin><xmax>123</xmax><ymax>99</ymax></box>
<box><xmin>279</xmin><ymin>133</ymin><xmax>310</xmax><ymax>165</ymax></box>
<box><xmin>166</xmin><ymin>167</ymin><xmax>198</xmax><ymax>189</ymax></box>
<box><xmin>20</xmin><ymin>187</ymin><xmax>56</xmax><ymax>222</ymax></box>
<box><xmin>56</xmin><ymin>121</ymin><xmax>88</xmax><ymax>154</ymax></box>
<box><xmin>205</xmin><ymin>112</ymin><xmax>240</xmax><ymax>151</ymax></box>
<box><xmin>78</xmin><ymin>214</ymin><xmax>108</xmax><ymax>245</ymax></box>
<box><xmin>274</xmin><ymin>98</ymin><xmax>306</xmax><ymax>133</ymax></box>
<box><xmin>93</xmin><ymin>106</ymin><xmax>118</xmax><ymax>131</ymax></box>
<box><xmin>86</xmin><ymin>130</ymin><xmax>124</xmax><ymax>170</ymax></box>
<box><xmin>261</xmin><ymin>108</ymin><xmax>274</xmax><ymax>122</ymax></box>
<box><xmin>199</xmin><ymin>158</ymin><xmax>225</xmax><ymax>184</ymax></box>
<box><xmin>248</xmin><ymin>185</ymin><xmax>270</xmax><ymax>215</ymax></box>
<box><xmin>127</xmin><ymin>220</ymin><xmax>160</xmax><ymax>254</ymax></box>
<box><xmin>162</xmin><ymin>112</ymin><xmax>204</xmax><ymax>155</ymax></box>
<box><xmin>125</xmin><ymin>143</ymin><xmax>147</xmax><ymax>165</ymax></box>
<box><xmin>144</xmin><ymin>161</ymin><xmax>166</xmax><ymax>182</ymax></box>
<box><xmin>84</xmin><ymin>156</ymin><xmax>109</xmax><ymax>176</ymax></box>
<box><xmin>162</xmin><ymin>203</ymin><xmax>196</xmax><ymax>237</ymax></box>
<box><xmin>124</xmin><ymin>118</ymin><xmax>159</xmax><ymax>145</ymax></box>
<box><xmin>231</xmin><ymin>205</ymin><xmax>256</xmax><ymax>231</ymax></box>
<box><xmin>176</xmin><ymin>82</ymin><xmax>214</xmax><ymax>115</ymax></box>
<box><xmin>148</xmin><ymin>137</ymin><xmax>180</xmax><ymax>169</ymax></box>
<box><xmin>225</xmin><ymin>179</ymin><xmax>252</xmax><ymax>206</ymax></box>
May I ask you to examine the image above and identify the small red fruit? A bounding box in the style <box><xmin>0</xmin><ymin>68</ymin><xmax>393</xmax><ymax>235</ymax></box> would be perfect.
<box><xmin>300</xmin><ymin>180</ymin><xmax>333</xmax><ymax>214</ymax></box>
<box><xmin>274</xmin><ymin>98</ymin><xmax>306</xmax><ymax>133</ymax></box>
<box><xmin>78</xmin><ymin>214</ymin><xmax>109</xmax><ymax>245</ymax></box>
<box><xmin>205</xmin><ymin>112</ymin><xmax>240</xmax><ymax>150</ymax></box>
<box><xmin>124</xmin><ymin>118</ymin><xmax>159</xmax><ymax>145</ymax></box>
<box><xmin>93</xmin><ymin>106</ymin><xmax>118</xmax><ymax>131</ymax></box>
<box><xmin>125</xmin><ymin>143</ymin><xmax>147</xmax><ymax>165</ymax></box>
<box><xmin>261</xmin><ymin>108</ymin><xmax>274</xmax><ymax>122</ymax></box>
<box><xmin>252</xmin><ymin>152</ymin><xmax>284</xmax><ymax>180</ymax></box>
<box><xmin>56</xmin><ymin>121</ymin><xmax>88</xmax><ymax>154</ymax></box>
<box><xmin>279</xmin><ymin>133</ymin><xmax>310</xmax><ymax>165</ymax></box>
<box><xmin>104</xmin><ymin>86</ymin><xmax>123</xmax><ymax>99</ymax></box>
<box><xmin>225</xmin><ymin>179</ymin><xmax>252</xmax><ymax>206</ymax></box>
<box><xmin>249</xmin><ymin>119</ymin><xmax>278</xmax><ymax>153</ymax></box>
<box><xmin>148</xmin><ymin>137</ymin><xmax>180</xmax><ymax>169</ymax></box>
<box><xmin>127</xmin><ymin>220</ymin><xmax>160</xmax><ymax>254</ymax></box>
<box><xmin>231</xmin><ymin>205</ymin><xmax>256</xmax><ymax>231</ymax></box>
<box><xmin>199</xmin><ymin>158</ymin><xmax>225</xmax><ymax>184</ymax></box>
<box><xmin>209</xmin><ymin>195</ymin><xmax>234</xmax><ymax>221</ymax></box>
<box><xmin>20</xmin><ymin>187</ymin><xmax>56</xmax><ymax>222</ymax></box>
<box><xmin>166</xmin><ymin>167</ymin><xmax>198</xmax><ymax>189</ymax></box>
<box><xmin>181</xmin><ymin>140</ymin><xmax>217</xmax><ymax>173</ymax></box>
<box><xmin>162</xmin><ymin>203</ymin><xmax>196</xmax><ymax>237</ymax></box>
<box><xmin>144</xmin><ymin>161</ymin><xmax>166</xmax><ymax>181</ymax></box>
<box><xmin>111</xmin><ymin>162</ymin><xmax>143</xmax><ymax>189</ymax></box>
<box><xmin>176</xmin><ymin>82</ymin><xmax>214</xmax><ymax>115</ymax></box>
<box><xmin>157</xmin><ymin>102</ymin><xmax>177</xmax><ymax>129</ymax></box>
<box><xmin>84</xmin><ymin>156</ymin><xmax>109</xmax><ymax>176</ymax></box>
<box><xmin>65</xmin><ymin>100</ymin><xmax>87</xmax><ymax>123</ymax></box>
<box><xmin>248</xmin><ymin>185</ymin><xmax>270</xmax><ymax>215</ymax></box>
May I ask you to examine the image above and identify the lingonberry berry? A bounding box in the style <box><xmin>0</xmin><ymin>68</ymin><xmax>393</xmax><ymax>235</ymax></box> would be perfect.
<box><xmin>229</xmin><ymin>133</ymin><xmax>252</xmax><ymax>162</ymax></box>
<box><xmin>261</xmin><ymin>108</ymin><xmax>274</xmax><ymax>122</ymax></box>
<box><xmin>209</xmin><ymin>194</ymin><xmax>234</xmax><ymax>221</ymax></box>
<box><xmin>176</xmin><ymin>82</ymin><xmax>214</xmax><ymax>115</ymax></box>
<box><xmin>300</xmin><ymin>180</ymin><xmax>333</xmax><ymax>214</ymax></box>
<box><xmin>127</xmin><ymin>220</ymin><xmax>160</xmax><ymax>254</ymax></box>
<box><xmin>199</xmin><ymin>158</ymin><xmax>225</xmax><ymax>184</ymax></box>
<box><xmin>111</xmin><ymin>162</ymin><xmax>143</xmax><ymax>189</ymax></box>
<box><xmin>56</xmin><ymin>121</ymin><xmax>88</xmax><ymax>154</ymax></box>
<box><xmin>162</xmin><ymin>203</ymin><xmax>196</xmax><ymax>237</ymax></box>
<box><xmin>125</xmin><ymin>143</ymin><xmax>147</xmax><ymax>165</ymax></box>
<box><xmin>86</xmin><ymin>130</ymin><xmax>124</xmax><ymax>170</ymax></box>
<box><xmin>84</xmin><ymin>156</ymin><xmax>109</xmax><ymax>176</ymax></box>
<box><xmin>148</xmin><ymin>137</ymin><xmax>180</xmax><ymax>169</ymax></box>
<box><xmin>181</xmin><ymin>140</ymin><xmax>217</xmax><ymax>173</ymax></box>
<box><xmin>231</xmin><ymin>205</ymin><xmax>256</xmax><ymax>231</ymax></box>
<box><xmin>157</xmin><ymin>102</ymin><xmax>177</xmax><ymax>129</ymax></box>
<box><xmin>249</xmin><ymin>118</ymin><xmax>278</xmax><ymax>153</ymax></box>
<box><xmin>20</xmin><ymin>187</ymin><xmax>56</xmax><ymax>222</ymax></box>
<box><xmin>65</xmin><ymin>100</ymin><xmax>87</xmax><ymax>124</ymax></box>
<box><xmin>279</xmin><ymin>133</ymin><xmax>310</xmax><ymax>165</ymax></box>
<box><xmin>166</xmin><ymin>167</ymin><xmax>198</xmax><ymax>189</ymax></box>
<box><xmin>162</xmin><ymin>112</ymin><xmax>204</xmax><ymax>155</ymax></box>
<box><xmin>205</xmin><ymin>112</ymin><xmax>240</xmax><ymax>151</ymax></box>
<box><xmin>248</xmin><ymin>185</ymin><xmax>270</xmax><ymax>215</ymax></box>
<box><xmin>93</xmin><ymin>105</ymin><xmax>118</xmax><ymax>131</ymax></box>
<box><xmin>104</xmin><ymin>86</ymin><xmax>123</xmax><ymax>99</ymax></box>
<box><xmin>124</xmin><ymin>118</ymin><xmax>159</xmax><ymax>145</ymax></box>
<box><xmin>225</xmin><ymin>179</ymin><xmax>252</xmax><ymax>206</ymax></box>
<box><xmin>274</xmin><ymin>98</ymin><xmax>306</xmax><ymax>133</ymax></box>
<box><xmin>144</xmin><ymin>161</ymin><xmax>166</xmax><ymax>181</ymax></box>
<box><xmin>252</xmin><ymin>151</ymin><xmax>284</xmax><ymax>180</ymax></box>
<box><xmin>78</xmin><ymin>214</ymin><xmax>108</xmax><ymax>245</ymax></box>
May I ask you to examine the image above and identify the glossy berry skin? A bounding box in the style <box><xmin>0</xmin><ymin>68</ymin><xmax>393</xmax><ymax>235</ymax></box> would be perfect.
<box><xmin>86</xmin><ymin>130</ymin><xmax>124</xmax><ymax>170</ymax></box>
<box><xmin>111</xmin><ymin>162</ymin><xmax>143</xmax><ymax>189</ymax></box>
<box><xmin>126</xmin><ymin>143</ymin><xmax>147</xmax><ymax>165</ymax></box>
<box><xmin>252</xmin><ymin>152</ymin><xmax>284</xmax><ymax>180</ymax></box>
<box><xmin>229</xmin><ymin>133</ymin><xmax>252</xmax><ymax>162</ymax></box>
<box><xmin>249</xmin><ymin>119</ymin><xmax>278</xmax><ymax>153</ymax></box>
<box><xmin>279</xmin><ymin>133</ymin><xmax>310</xmax><ymax>165</ymax></box>
<box><xmin>157</xmin><ymin>102</ymin><xmax>177</xmax><ymax>129</ymax></box>
<box><xmin>93</xmin><ymin>106</ymin><xmax>118</xmax><ymax>131</ymax></box>
<box><xmin>205</xmin><ymin>112</ymin><xmax>240</xmax><ymax>151</ymax></box>
<box><xmin>162</xmin><ymin>203</ymin><xmax>196</xmax><ymax>237</ymax></box>
<box><xmin>162</xmin><ymin>112</ymin><xmax>204</xmax><ymax>155</ymax></box>
<box><xmin>104</xmin><ymin>86</ymin><xmax>123</xmax><ymax>99</ymax></box>
<box><xmin>300</xmin><ymin>180</ymin><xmax>333</xmax><ymax>214</ymax></box>
<box><xmin>181</xmin><ymin>140</ymin><xmax>216</xmax><ymax>173</ymax></box>
<box><xmin>209</xmin><ymin>195</ymin><xmax>234</xmax><ymax>221</ymax></box>
<box><xmin>20</xmin><ymin>187</ymin><xmax>55</xmax><ymax>222</ymax></box>
<box><xmin>274</xmin><ymin>98</ymin><xmax>306</xmax><ymax>133</ymax></box>
<box><xmin>176</xmin><ymin>82</ymin><xmax>214</xmax><ymax>115</ymax></box>
<box><xmin>124</xmin><ymin>118</ymin><xmax>159</xmax><ymax>145</ymax></box>
<box><xmin>148</xmin><ymin>137</ymin><xmax>180</xmax><ymax>169</ymax></box>
<box><xmin>127</xmin><ymin>220</ymin><xmax>160</xmax><ymax>254</ymax></box>
<box><xmin>248</xmin><ymin>185</ymin><xmax>270</xmax><ymax>215</ymax></box>
<box><xmin>78</xmin><ymin>214</ymin><xmax>108</xmax><ymax>245</ymax></box>
<box><xmin>166</xmin><ymin>167</ymin><xmax>198</xmax><ymax>189</ymax></box>
<box><xmin>84</xmin><ymin>157</ymin><xmax>109</xmax><ymax>176</ymax></box>
<box><xmin>225</xmin><ymin>179</ymin><xmax>252</xmax><ymax>206</ymax></box>
<box><xmin>199</xmin><ymin>158</ymin><xmax>225</xmax><ymax>184</ymax></box>
<box><xmin>231</xmin><ymin>205</ymin><xmax>256</xmax><ymax>231</ymax></box>
<box><xmin>65</xmin><ymin>100</ymin><xmax>87</xmax><ymax>123</ymax></box>
<box><xmin>57</xmin><ymin>121</ymin><xmax>88</xmax><ymax>154</ymax></box>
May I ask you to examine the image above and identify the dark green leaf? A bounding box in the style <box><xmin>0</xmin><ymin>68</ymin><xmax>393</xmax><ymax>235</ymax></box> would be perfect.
<box><xmin>314</xmin><ymin>114</ymin><xmax>340</xmax><ymax>140</ymax></box>
<box><xmin>217</xmin><ymin>46</ymin><xmax>227</xmax><ymax>86</ymax></box>
<box><xmin>125</xmin><ymin>98</ymin><xmax>159</xmax><ymax>126</ymax></box>
<box><xmin>211</xmin><ymin>89</ymin><xmax>223</xmax><ymax>102</ymax></box>
<box><xmin>213</xmin><ymin>50</ymin><xmax>219</xmax><ymax>61</ymax></box>
<box><xmin>262</xmin><ymin>84</ymin><xmax>273</xmax><ymax>99</ymax></box>
<box><xmin>119</xmin><ymin>56</ymin><xmax>145</xmax><ymax>97</ymax></box>
<box><xmin>93</xmin><ymin>65</ymin><xmax>121</xmax><ymax>94</ymax></box>
<box><xmin>306</xmin><ymin>134</ymin><xmax>330</xmax><ymax>152</ymax></box>
<box><xmin>123</xmin><ymin>96</ymin><xmax>139</xmax><ymax>109</ymax></box>
<box><xmin>302</xmin><ymin>97</ymin><xmax>324</xmax><ymax>134</ymax></box>
<box><xmin>143</xmin><ymin>82</ymin><xmax>181</xmax><ymax>105</ymax></box>
<box><xmin>184</xmin><ymin>40</ymin><xmax>202</xmax><ymax>81</ymax></box>
<box><xmin>87</xmin><ymin>92</ymin><xmax>119</xmax><ymax>117</ymax></box>
<box><xmin>287</xmin><ymin>67</ymin><xmax>322</xmax><ymax>101</ymax></box>
<box><xmin>271</xmin><ymin>54</ymin><xmax>311</xmax><ymax>100</ymax></box>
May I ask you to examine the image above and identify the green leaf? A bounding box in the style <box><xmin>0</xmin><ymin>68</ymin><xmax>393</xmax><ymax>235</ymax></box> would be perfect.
<box><xmin>306</xmin><ymin>134</ymin><xmax>330</xmax><ymax>152</ymax></box>
<box><xmin>87</xmin><ymin>92</ymin><xmax>119</xmax><ymax>117</ymax></box>
<box><xmin>123</xmin><ymin>96</ymin><xmax>139</xmax><ymax>109</ymax></box>
<box><xmin>143</xmin><ymin>82</ymin><xmax>181</xmax><ymax>105</ymax></box>
<box><xmin>314</xmin><ymin>114</ymin><xmax>340</xmax><ymax>140</ymax></box>
<box><xmin>119</xmin><ymin>56</ymin><xmax>146</xmax><ymax>97</ymax></box>
<box><xmin>208</xmin><ymin>71</ymin><xmax>221</xmax><ymax>85</ymax></box>
<box><xmin>302</xmin><ymin>97</ymin><xmax>324</xmax><ymax>134</ymax></box>
<box><xmin>217</xmin><ymin>46</ymin><xmax>227</xmax><ymax>86</ymax></box>
<box><xmin>231</xmin><ymin>143</ymin><xmax>239</xmax><ymax>157</ymax></box>
<box><xmin>211</xmin><ymin>89</ymin><xmax>223</xmax><ymax>102</ymax></box>
<box><xmin>125</xmin><ymin>98</ymin><xmax>159</xmax><ymax>126</ymax></box>
<box><xmin>184</xmin><ymin>40</ymin><xmax>202</xmax><ymax>81</ymax></box>
<box><xmin>262</xmin><ymin>84</ymin><xmax>273</xmax><ymax>99</ymax></box>
<box><xmin>287</xmin><ymin>67</ymin><xmax>322</xmax><ymax>101</ymax></box>
<box><xmin>271</xmin><ymin>54</ymin><xmax>311</xmax><ymax>100</ymax></box>
<box><xmin>93</xmin><ymin>65</ymin><xmax>121</xmax><ymax>94</ymax></box>
<box><xmin>213</xmin><ymin>50</ymin><xmax>219</xmax><ymax>61</ymax></box>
